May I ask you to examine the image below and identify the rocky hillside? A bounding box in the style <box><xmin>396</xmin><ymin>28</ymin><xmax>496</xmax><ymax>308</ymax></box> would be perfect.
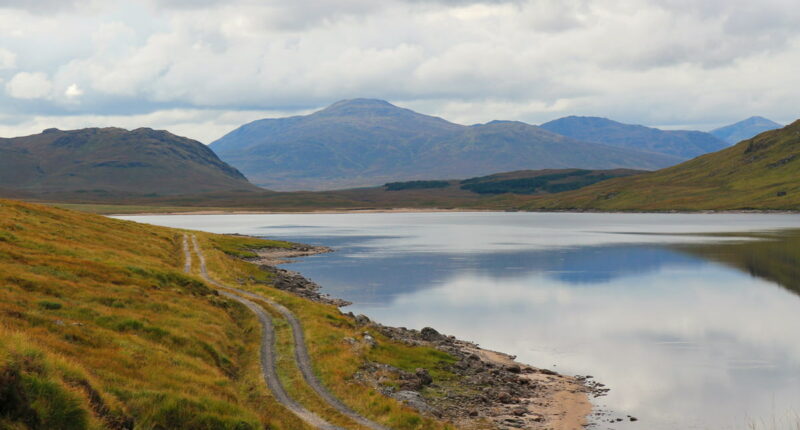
<box><xmin>0</xmin><ymin>127</ymin><xmax>259</xmax><ymax>197</ymax></box>
<box><xmin>211</xmin><ymin>99</ymin><xmax>681</xmax><ymax>190</ymax></box>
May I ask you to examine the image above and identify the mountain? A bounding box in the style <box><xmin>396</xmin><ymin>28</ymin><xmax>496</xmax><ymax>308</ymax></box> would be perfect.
<box><xmin>0</xmin><ymin>127</ymin><xmax>259</xmax><ymax>197</ymax></box>
<box><xmin>539</xmin><ymin>116</ymin><xmax>728</xmax><ymax>159</ymax></box>
<box><xmin>210</xmin><ymin>99</ymin><xmax>681</xmax><ymax>191</ymax></box>
<box><xmin>519</xmin><ymin>119</ymin><xmax>800</xmax><ymax>211</ymax></box>
<box><xmin>710</xmin><ymin>116</ymin><xmax>783</xmax><ymax>145</ymax></box>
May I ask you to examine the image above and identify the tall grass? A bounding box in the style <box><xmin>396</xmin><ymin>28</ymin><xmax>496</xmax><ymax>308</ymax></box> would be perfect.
<box><xmin>0</xmin><ymin>199</ymin><xmax>305</xmax><ymax>429</ymax></box>
<box><xmin>0</xmin><ymin>198</ymin><xmax>469</xmax><ymax>429</ymax></box>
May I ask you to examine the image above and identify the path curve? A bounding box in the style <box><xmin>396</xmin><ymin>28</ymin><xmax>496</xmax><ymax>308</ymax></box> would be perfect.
<box><xmin>185</xmin><ymin>234</ymin><xmax>344</xmax><ymax>430</ymax></box>
<box><xmin>227</xmin><ymin>286</ymin><xmax>391</xmax><ymax>430</ymax></box>
<box><xmin>189</xmin><ymin>236</ymin><xmax>390</xmax><ymax>430</ymax></box>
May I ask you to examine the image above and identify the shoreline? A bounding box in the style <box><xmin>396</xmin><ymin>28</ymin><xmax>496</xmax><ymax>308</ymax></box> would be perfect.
<box><xmin>248</xmin><ymin>244</ymin><xmax>607</xmax><ymax>429</ymax></box>
<box><xmin>114</xmin><ymin>207</ymin><xmax>800</xmax><ymax>216</ymax></box>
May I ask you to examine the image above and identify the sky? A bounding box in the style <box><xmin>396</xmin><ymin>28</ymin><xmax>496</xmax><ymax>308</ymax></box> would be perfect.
<box><xmin>0</xmin><ymin>0</ymin><xmax>798</xmax><ymax>143</ymax></box>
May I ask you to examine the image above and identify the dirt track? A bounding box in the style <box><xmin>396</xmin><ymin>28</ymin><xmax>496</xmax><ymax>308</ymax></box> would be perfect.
<box><xmin>186</xmin><ymin>235</ymin><xmax>390</xmax><ymax>429</ymax></box>
<box><xmin>185</xmin><ymin>234</ymin><xmax>345</xmax><ymax>430</ymax></box>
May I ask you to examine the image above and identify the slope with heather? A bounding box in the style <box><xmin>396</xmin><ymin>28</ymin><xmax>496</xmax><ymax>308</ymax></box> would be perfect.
<box><xmin>0</xmin><ymin>199</ymin><xmax>456</xmax><ymax>429</ymax></box>
<box><xmin>0</xmin><ymin>127</ymin><xmax>259</xmax><ymax>198</ymax></box>
<box><xmin>517</xmin><ymin>120</ymin><xmax>800</xmax><ymax>211</ymax></box>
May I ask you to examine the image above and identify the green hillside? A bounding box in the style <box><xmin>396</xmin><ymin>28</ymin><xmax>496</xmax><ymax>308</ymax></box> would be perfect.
<box><xmin>0</xmin><ymin>127</ymin><xmax>259</xmax><ymax>198</ymax></box>
<box><xmin>457</xmin><ymin>169</ymin><xmax>641</xmax><ymax>195</ymax></box>
<box><xmin>517</xmin><ymin>120</ymin><xmax>800</xmax><ymax>211</ymax></box>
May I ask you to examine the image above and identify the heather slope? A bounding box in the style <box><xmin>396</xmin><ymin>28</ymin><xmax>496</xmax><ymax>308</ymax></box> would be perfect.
<box><xmin>0</xmin><ymin>199</ymin><xmax>461</xmax><ymax>429</ymax></box>
<box><xmin>519</xmin><ymin>120</ymin><xmax>800</xmax><ymax>211</ymax></box>
<box><xmin>0</xmin><ymin>127</ymin><xmax>259</xmax><ymax>197</ymax></box>
<box><xmin>211</xmin><ymin>99</ymin><xmax>679</xmax><ymax>190</ymax></box>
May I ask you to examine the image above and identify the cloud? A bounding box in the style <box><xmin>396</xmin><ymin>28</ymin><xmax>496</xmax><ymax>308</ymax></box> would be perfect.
<box><xmin>0</xmin><ymin>48</ymin><xmax>16</xmax><ymax>70</ymax></box>
<box><xmin>0</xmin><ymin>0</ymin><xmax>798</xmax><ymax>141</ymax></box>
<box><xmin>5</xmin><ymin>71</ymin><xmax>52</xmax><ymax>99</ymax></box>
<box><xmin>64</xmin><ymin>83</ymin><xmax>83</xmax><ymax>98</ymax></box>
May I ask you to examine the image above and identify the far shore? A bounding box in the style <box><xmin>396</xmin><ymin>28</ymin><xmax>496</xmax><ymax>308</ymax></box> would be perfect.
<box><xmin>112</xmin><ymin>207</ymin><xmax>800</xmax><ymax>216</ymax></box>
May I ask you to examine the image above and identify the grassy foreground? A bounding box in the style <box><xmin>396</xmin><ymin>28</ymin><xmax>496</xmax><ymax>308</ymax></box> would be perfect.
<box><xmin>0</xmin><ymin>199</ymin><xmax>459</xmax><ymax>429</ymax></box>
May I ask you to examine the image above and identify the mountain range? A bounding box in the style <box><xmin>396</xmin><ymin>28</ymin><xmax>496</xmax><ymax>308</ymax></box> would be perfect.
<box><xmin>710</xmin><ymin>116</ymin><xmax>783</xmax><ymax>145</ymax></box>
<box><xmin>539</xmin><ymin>116</ymin><xmax>728</xmax><ymax>159</ymax></box>
<box><xmin>210</xmin><ymin>99</ymin><xmax>682</xmax><ymax>191</ymax></box>
<box><xmin>0</xmin><ymin>127</ymin><xmax>258</xmax><ymax>198</ymax></box>
<box><xmin>520</xmin><ymin>120</ymin><xmax>800</xmax><ymax>210</ymax></box>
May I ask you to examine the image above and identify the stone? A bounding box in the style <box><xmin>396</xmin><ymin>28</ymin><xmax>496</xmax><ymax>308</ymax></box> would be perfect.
<box><xmin>420</xmin><ymin>326</ymin><xmax>444</xmax><ymax>342</ymax></box>
<box><xmin>392</xmin><ymin>390</ymin><xmax>432</xmax><ymax>413</ymax></box>
<box><xmin>415</xmin><ymin>368</ymin><xmax>433</xmax><ymax>386</ymax></box>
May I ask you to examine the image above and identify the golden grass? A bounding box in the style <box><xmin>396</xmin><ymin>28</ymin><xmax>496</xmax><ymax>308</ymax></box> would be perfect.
<box><xmin>193</xmin><ymin>233</ymin><xmax>458</xmax><ymax>430</ymax></box>
<box><xmin>0</xmin><ymin>198</ymin><xmax>307</xmax><ymax>429</ymax></box>
<box><xmin>0</xmin><ymin>198</ymin><xmax>464</xmax><ymax>429</ymax></box>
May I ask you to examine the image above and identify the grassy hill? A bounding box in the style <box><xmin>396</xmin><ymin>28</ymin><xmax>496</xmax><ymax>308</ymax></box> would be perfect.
<box><xmin>210</xmin><ymin>99</ymin><xmax>679</xmax><ymax>191</ymax></box>
<box><xmin>0</xmin><ymin>199</ymin><xmax>459</xmax><ymax>429</ymax></box>
<box><xmin>540</xmin><ymin>116</ymin><xmax>727</xmax><ymax>159</ymax></box>
<box><xmin>516</xmin><ymin>120</ymin><xmax>800</xmax><ymax>211</ymax></box>
<box><xmin>0</xmin><ymin>127</ymin><xmax>260</xmax><ymax>198</ymax></box>
<box><xmin>456</xmin><ymin>168</ymin><xmax>641</xmax><ymax>195</ymax></box>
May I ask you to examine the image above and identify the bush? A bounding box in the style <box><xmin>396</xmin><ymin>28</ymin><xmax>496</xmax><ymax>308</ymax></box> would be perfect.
<box><xmin>38</xmin><ymin>301</ymin><xmax>63</xmax><ymax>311</ymax></box>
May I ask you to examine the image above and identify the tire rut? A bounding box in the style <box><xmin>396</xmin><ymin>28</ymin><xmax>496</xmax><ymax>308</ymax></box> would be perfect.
<box><xmin>221</xmin><ymin>284</ymin><xmax>391</xmax><ymax>430</ymax></box>
<box><xmin>185</xmin><ymin>234</ymin><xmax>345</xmax><ymax>430</ymax></box>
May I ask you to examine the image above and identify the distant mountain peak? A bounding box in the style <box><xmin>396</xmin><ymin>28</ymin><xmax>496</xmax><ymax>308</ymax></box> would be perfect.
<box><xmin>329</xmin><ymin>98</ymin><xmax>394</xmax><ymax>108</ymax></box>
<box><xmin>321</xmin><ymin>98</ymin><xmax>399</xmax><ymax>113</ymax></box>
<box><xmin>711</xmin><ymin>116</ymin><xmax>782</xmax><ymax>145</ymax></box>
<box><xmin>540</xmin><ymin>116</ymin><xmax>727</xmax><ymax>159</ymax></box>
<box><xmin>211</xmin><ymin>102</ymin><xmax>680</xmax><ymax>191</ymax></box>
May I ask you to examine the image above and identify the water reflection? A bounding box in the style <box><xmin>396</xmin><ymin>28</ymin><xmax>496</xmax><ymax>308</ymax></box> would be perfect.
<box><xmin>672</xmin><ymin>230</ymin><xmax>800</xmax><ymax>296</ymax></box>
<box><xmin>119</xmin><ymin>213</ymin><xmax>800</xmax><ymax>430</ymax></box>
<box><xmin>284</xmin><ymin>243</ymin><xmax>706</xmax><ymax>304</ymax></box>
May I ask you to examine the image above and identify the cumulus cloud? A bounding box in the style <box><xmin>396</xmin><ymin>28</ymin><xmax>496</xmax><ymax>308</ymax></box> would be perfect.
<box><xmin>0</xmin><ymin>0</ymin><xmax>798</xmax><ymax>141</ymax></box>
<box><xmin>64</xmin><ymin>83</ymin><xmax>83</xmax><ymax>98</ymax></box>
<box><xmin>0</xmin><ymin>48</ymin><xmax>16</xmax><ymax>70</ymax></box>
<box><xmin>5</xmin><ymin>71</ymin><xmax>52</xmax><ymax>99</ymax></box>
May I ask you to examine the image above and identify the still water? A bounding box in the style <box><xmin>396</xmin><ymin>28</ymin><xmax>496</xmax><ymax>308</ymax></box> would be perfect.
<box><xmin>121</xmin><ymin>212</ymin><xmax>800</xmax><ymax>430</ymax></box>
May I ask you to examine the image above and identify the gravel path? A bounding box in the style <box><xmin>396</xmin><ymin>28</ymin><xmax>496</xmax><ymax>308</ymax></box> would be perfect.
<box><xmin>181</xmin><ymin>234</ymin><xmax>192</xmax><ymax>274</ymax></box>
<box><xmin>216</xmin><ymin>281</ymin><xmax>391</xmax><ymax>430</ymax></box>
<box><xmin>186</xmin><ymin>234</ymin><xmax>344</xmax><ymax>430</ymax></box>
